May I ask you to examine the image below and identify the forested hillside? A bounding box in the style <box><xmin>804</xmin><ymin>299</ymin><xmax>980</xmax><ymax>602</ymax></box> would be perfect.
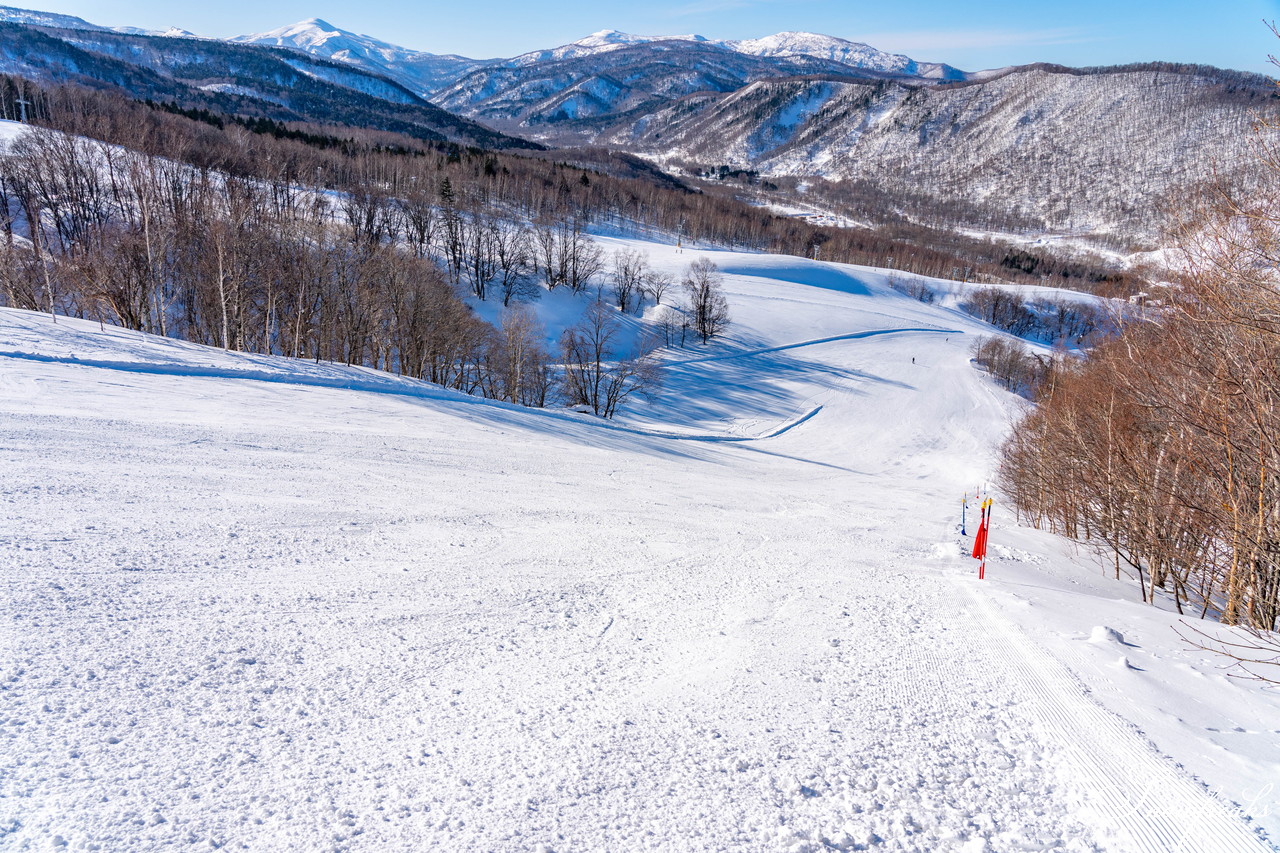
<box><xmin>0</xmin><ymin>77</ymin><xmax>1135</xmax><ymax>362</ymax></box>
<box><xmin>0</xmin><ymin>11</ymin><xmax>1269</xmax><ymax>252</ymax></box>
<box><xmin>0</xmin><ymin>22</ymin><xmax>533</xmax><ymax>149</ymax></box>
<box><xmin>598</xmin><ymin>63</ymin><xmax>1278</xmax><ymax>241</ymax></box>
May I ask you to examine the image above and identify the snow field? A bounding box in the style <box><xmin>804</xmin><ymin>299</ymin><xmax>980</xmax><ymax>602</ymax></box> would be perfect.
<box><xmin>1</xmin><ymin>240</ymin><xmax>1276</xmax><ymax>851</ymax></box>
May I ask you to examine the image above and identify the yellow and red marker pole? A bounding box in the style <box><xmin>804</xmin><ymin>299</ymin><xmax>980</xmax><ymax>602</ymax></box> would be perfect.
<box><xmin>971</xmin><ymin>497</ymin><xmax>992</xmax><ymax>579</ymax></box>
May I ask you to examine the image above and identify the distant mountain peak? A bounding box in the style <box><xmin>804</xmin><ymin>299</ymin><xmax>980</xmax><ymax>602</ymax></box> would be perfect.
<box><xmin>503</xmin><ymin>28</ymin><xmax>965</xmax><ymax>80</ymax></box>
<box><xmin>726</xmin><ymin>31</ymin><xmax>965</xmax><ymax>79</ymax></box>
<box><xmin>228</xmin><ymin>16</ymin><xmax>490</xmax><ymax>97</ymax></box>
<box><xmin>507</xmin><ymin>29</ymin><xmax>714</xmax><ymax>66</ymax></box>
<box><xmin>577</xmin><ymin>28</ymin><xmax>708</xmax><ymax>45</ymax></box>
<box><xmin>233</xmin><ymin>17</ymin><xmax>418</xmax><ymax>56</ymax></box>
<box><xmin>0</xmin><ymin>5</ymin><xmax>202</xmax><ymax>39</ymax></box>
<box><xmin>115</xmin><ymin>24</ymin><xmax>198</xmax><ymax>39</ymax></box>
<box><xmin>0</xmin><ymin>4</ymin><xmax>108</xmax><ymax>31</ymax></box>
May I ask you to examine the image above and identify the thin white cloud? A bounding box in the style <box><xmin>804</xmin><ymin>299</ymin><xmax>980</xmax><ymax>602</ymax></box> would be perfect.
<box><xmin>855</xmin><ymin>28</ymin><xmax>1102</xmax><ymax>53</ymax></box>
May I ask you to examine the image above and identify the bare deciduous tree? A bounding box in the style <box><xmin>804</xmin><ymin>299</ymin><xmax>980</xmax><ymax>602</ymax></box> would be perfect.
<box><xmin>612</xmin><ymin>248</ymin><xmax>647</xmax><ymax>313</ymax></box>
<box><xmin>560</xmin><ymin>300</ymin><xmax>661</xmax><ymax>418</ymax></box>
<box><xmin>491</xmin><ymin>219</ymin><xmax>534</xmax><ymax>307</ymax></box>
<box><xmin>494</xmin><ymin>305</ymin><xmax>553</xmax><ymax>406</ymax></box>
<box><xmin>999</xmin><ymin>114</ymin><xmax>1280</xmax><ymax>681</ymax></box>
<box><xmin>644</xmin><ymin>270</ymin><xmax>673</xmax><ymax>306</ymax></box>
<box><xmin>683</xmin><ymin>256</ymin><xmax>730</xmax><ymax>344</ymax></box>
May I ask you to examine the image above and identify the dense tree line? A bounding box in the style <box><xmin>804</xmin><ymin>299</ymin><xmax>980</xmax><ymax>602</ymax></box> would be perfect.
<box><xmin>889</xmin><ymin>273</ymin><xmax>1110</xmax><ymax>347</ymax></box>
<box><xmin>970</xmin><ymin>337</ymin><xmax>1056</xmax><ymax>399</ymax></box>
<box><xmin>0</xmin><ymin>75</ymin><xmax>1145</xmax><ymax>295</ymax></box>
<box><xmin>0</xmin><ymin>84</ymin><xmax>745</xmax><ymax>417</ymax></box>
<box><xmin>0</xmin><ymin>77</ymin><xmax>795</xmax><ymax>261</ymax></box>
<box><xmin>0</xmin><ymin>126</ymin><xmax>518</xmax><ymax>388</ymax></box>
<box><xmin>999</xmin><ymin>140</ymin><xmax>1280</xmax><ymax>679</ymax></box>
<box><xmin>0</xmin><ymin>123</ymin><xmax>648</xmax><ymax>413</ymax></box>
<box><xmin>960</xmin><ymin>288</ymin><xmax>1108</xmax><ymax>346</ymax></box>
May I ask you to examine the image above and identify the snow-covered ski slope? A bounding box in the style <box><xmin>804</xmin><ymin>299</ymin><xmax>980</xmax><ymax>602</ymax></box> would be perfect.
<box><xmin>3</xmin><ymin>240</ymin><xmax>1277</xmax><ymax>852</ymax></box>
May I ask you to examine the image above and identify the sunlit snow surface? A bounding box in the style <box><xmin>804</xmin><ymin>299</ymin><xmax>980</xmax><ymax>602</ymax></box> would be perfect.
<box><xmin>2</xmin><ymin>241</ymin><xmax>1277</xmax><ymax>851</ymax></box>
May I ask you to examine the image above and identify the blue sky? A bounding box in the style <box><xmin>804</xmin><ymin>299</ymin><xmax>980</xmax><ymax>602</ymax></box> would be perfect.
<box><xmin>27</xmin><ymin>0</ymin><xmax>1280</xmax><ymax>73</ymax></box>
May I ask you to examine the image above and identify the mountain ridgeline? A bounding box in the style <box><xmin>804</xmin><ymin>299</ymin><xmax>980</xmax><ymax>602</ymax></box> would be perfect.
<box><xmin>0</xmin><ymin>18</ymin><xmax>535</xmax><ymax>150</ymax></box>
<box><xmin>598</xmin><ymin>63</ymin><xmax>1276</xmax><ymax>241</ymax></box>
<box><xmin>0</xmin><ymin>5</ymin><xmax>1274</xmax><ymax>249</ymax></box>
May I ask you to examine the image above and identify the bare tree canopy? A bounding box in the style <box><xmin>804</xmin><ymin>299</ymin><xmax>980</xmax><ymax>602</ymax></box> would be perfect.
<box><xmin>999</xmin><ymin>110</ymin><xmax>1280</xmax><ymax>683</ymax></box>
<box><xmin>683</xmin><ymin>257</ymin><xmax>730</xmax><ymax>344</ymax></box>
<box><xmin>560</xmin><ymin>301</ymin><xmax>661</xmax><ymax>419</ymax></box>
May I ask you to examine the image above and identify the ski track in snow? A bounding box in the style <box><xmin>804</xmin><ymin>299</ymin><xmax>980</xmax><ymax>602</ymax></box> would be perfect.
<box><xmin>2</xmin><ymin>239</ymin><xmax>1276</xmax><ymax>852</ymax></box>
<box><xmin>663</xmin><ymin>328</ymin><xmax>959</xmax><ymax>367</ymax></box>
<box><xmin>955</xmin><ymin>583</ymin><xmax>1272</xmax><ymax>853</ymax></box>
<box><xmin>0</xmin><ymin>346</ymin><xmax>819</xmax><ymax>445</ymax></box>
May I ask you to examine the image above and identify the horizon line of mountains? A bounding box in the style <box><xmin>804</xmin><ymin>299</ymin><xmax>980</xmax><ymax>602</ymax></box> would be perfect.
<box><xmin>0</xmin><ymin>5</ymin><xmax>977</xmax><ymax>92</ymax></box>
<box><xmin>0</xmin><ymin>3</ymin><xmax>1274</xmax><ymax>246</ymax></box>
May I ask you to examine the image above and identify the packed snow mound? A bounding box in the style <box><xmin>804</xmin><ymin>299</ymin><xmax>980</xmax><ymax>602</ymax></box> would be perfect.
<box><xmin>1090</xmin><ymin>625</ymin><xmax>1127</xmax><ymax>645</ymax></box>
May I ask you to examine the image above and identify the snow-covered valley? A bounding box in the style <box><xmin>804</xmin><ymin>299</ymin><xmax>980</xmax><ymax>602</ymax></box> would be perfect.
<box><xmin>2</xmin><ymin>241</ymin><xmax>1277</xmax><ymax>851</ymax></box>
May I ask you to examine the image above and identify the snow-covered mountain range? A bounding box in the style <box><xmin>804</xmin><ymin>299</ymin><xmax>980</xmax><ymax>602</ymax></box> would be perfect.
<box><xmin>0</xmin><ymin>4</ymin><xmax>194</xmax><ymax>38</ymax></box>
<box><xmin>223</xmin><ymin>18</ymin><xmax>969</xmax><ymax>100</ymax></box>
<box><xmin>0</xmin><ymin>5</ymin><xmax>967</xmax><ymax>88</ymax></box>
<box><xmin>497</xmin><ymin>28</ymin><xmax>964</xmax><ymax>80</ymax></box>
<box><xmin>0</xmin><ymin>9</ymin><xmax>534</xmax><ymax>150</ymax></box>
<box><xmin>228</xmin><ymin>20</ymin><xmax>968</xmax><ymax>84</ymax></box>
<box><xmin>0</xmin><ymin>5</ymin><xmax>1273</xmax><ymax>242</ymax></box>
<box><xmin>229</xmin><ymin>17</ymin><xmax>488</xmax><ymax>94</ymax></box>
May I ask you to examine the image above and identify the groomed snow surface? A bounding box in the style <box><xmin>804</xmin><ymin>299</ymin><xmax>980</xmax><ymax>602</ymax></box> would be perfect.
<box><xmin>2</xmin><ymin>239</ymin><xmax>1277</xmax><ymax>852</ymax></box>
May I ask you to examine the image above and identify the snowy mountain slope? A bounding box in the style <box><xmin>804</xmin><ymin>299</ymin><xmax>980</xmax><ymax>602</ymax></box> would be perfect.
<box><xmin>0</xmin><ymin>22</ymin><xmax>535</xmax><ymax>149</ymax></box>
<box><xmin>0</xmin><ymin>4</ymin><xmax>194</xmax><ymax>37</ymax></box>
<box><xmin>505</xmin><ymin>28</ymin><xmax>712</xmax><ymax>66</ymax></box>
<box><xmin>2</xmin><ymin>238</ymin><xmax>1277</xmax><ymax>851</ymax></box>
<box><xmin>728</xmin><ymin>31</ymin><xmax>965</xmax><ymax>80</ymax></box>
<box><xmin>231</xmin><ymin>17</ymin><xmax>488</xmax><ymax>95</ymax></box>
<box><xmin>431</xmin><ymin>39</ymin><xmax>893</xmax><ymax>132</ymax></box>
<box><xmin>500</xmin><ymin>29</ymin><xmax>964</xmax><ymax>80</ymax></box>
<box><xmin>605</xmin><ymin>64</ymin><xmax>1278</xmax><ymax>239</ymax></box>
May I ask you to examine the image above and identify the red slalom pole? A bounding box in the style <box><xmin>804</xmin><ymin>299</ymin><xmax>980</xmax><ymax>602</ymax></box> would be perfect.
<box><xmin>972</xmin><ymin>498</ymin><xmax>991</xmax><ymax>579</ymax></box>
